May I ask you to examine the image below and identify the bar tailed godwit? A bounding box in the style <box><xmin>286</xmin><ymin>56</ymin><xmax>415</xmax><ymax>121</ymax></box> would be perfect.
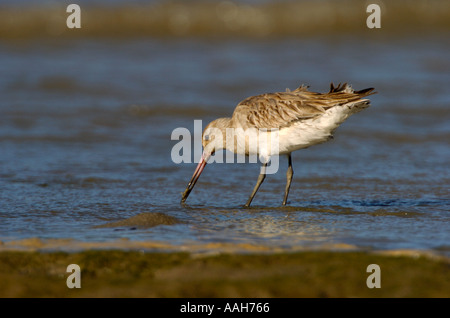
<box><xmin>181</xmin><ymin>83</ymin><xmax>375</xmax><ymax>207</ymax></box>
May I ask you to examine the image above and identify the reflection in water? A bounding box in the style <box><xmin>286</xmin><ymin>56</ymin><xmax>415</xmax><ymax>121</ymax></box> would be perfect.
<box><xmin>235</xmin><ymin>214</ymin><xmax>332</xmax><ymax>242</ymax></box>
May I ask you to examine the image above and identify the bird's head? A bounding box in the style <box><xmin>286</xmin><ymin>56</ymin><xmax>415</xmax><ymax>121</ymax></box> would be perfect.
<box><xmin>201</xmin><ymin>118</ymin><xmax>229</xmax><ymax>160</ymax></box>
<box><xmin>181</xmin><ymin>118</ymin><xmax>230</xmax><ymax>204</ymax></box>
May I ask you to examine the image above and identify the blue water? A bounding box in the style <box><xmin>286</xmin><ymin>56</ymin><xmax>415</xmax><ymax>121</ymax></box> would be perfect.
<box><xmin>0</xmin><ymin>31</ymin><xmax>449</xmax><ymax>254</ymax></box>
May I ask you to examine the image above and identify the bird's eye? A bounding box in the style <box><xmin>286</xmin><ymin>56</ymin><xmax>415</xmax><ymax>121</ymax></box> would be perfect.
<box><xmin>204</xmin><ymin>135</ymin><xmax>210</xmax><ymax>141</ymax></box>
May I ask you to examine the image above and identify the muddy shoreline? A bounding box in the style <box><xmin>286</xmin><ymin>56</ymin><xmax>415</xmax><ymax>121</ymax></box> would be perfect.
<box><xmin>0</xmin><ymin>250</ymin><xmax>448</xmax><ymax>298</ymax></box>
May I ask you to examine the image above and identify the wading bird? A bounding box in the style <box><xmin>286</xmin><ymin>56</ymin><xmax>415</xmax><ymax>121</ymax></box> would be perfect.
<box><xmin>181</xmin><ymin>83</ymin><xmax>375</xmax><ymax>207</ymax></box>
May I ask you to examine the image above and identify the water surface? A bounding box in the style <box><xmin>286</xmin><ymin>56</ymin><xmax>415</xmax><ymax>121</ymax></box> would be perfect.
<box><xmin>0</xmin><ymin>1</ymin><xmax>449</xmax><ymax>256</ymax></box>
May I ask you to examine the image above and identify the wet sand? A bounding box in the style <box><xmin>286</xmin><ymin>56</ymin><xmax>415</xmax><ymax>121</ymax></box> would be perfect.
<box><xmin>0</xmin><ymin>249</ymin><xmax>448</xmax><ymax>298</ymax></box>
<box><xmin>1</xmin><ymin>1</ymin><xmax>449</xmax><ymax>39</ymax></box>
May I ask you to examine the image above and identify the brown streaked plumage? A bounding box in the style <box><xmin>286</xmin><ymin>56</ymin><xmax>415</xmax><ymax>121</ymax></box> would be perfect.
<box><xmin>181</xmin><ymin>83</ymin><xmax>376</xmax><ymax>207</ymax></box>
<box><xmin>234</xmin><ymin>83</ymin><xmax>374</xmax><ymax>130</ymax></box>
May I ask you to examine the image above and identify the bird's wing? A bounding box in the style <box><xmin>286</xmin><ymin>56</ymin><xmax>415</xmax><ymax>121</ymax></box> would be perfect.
<box><xmin>232</xmin><ymin>83</ymin><xmax>375</xmax><ymax>129</ymax></box>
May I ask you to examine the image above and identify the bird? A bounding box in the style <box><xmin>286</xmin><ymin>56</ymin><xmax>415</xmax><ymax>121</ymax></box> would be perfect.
<box><xmin>181</xmin><ymin>83</ymin><xmax>375</xmax><ymax>207</ymax></box>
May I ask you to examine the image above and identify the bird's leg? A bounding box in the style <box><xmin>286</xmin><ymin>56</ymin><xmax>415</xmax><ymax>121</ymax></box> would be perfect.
<box><xmin>244</xmin><ymin>163</ymin><xmax>267</xmax><ymax>207</ymax></box>
<box><xmin>282</xmin><ymin>154</ymin><xmax>294</xmax><ymax>206</ymax></box>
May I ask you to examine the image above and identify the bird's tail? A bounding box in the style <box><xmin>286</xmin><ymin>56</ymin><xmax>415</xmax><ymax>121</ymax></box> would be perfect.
<box><xmin>349</xmin><ymin>99</ymin><xmax>371</xmax><ymax>111</ymax></box>
<box><xmin>329</xmin><ymin>82</ymin><xmax>376</xmax><ymax>98</ymax></box>
<box><xmin>328</xmin><ymin>82</ymin><xmax>376</xmax><ymax>113</ymax></box>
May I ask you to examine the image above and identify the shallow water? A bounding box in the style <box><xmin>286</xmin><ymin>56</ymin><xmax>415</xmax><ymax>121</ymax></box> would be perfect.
<box><xmin>0</xmin><ymin>1</ymin><xmax>449</xmax><ymax>256</ymax></box>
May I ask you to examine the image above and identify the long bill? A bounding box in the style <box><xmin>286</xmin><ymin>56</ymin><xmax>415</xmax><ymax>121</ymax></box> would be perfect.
<box><xmin>181</xmin><ymin>154</ymin><xmax>208</xmax><ymax>203</ymax></box>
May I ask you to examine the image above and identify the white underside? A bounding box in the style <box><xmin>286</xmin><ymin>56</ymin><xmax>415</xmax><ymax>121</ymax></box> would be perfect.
<box><xmin>228</xmin><ymin>103</ymin><xmax>364</xmax><ymax>162</ymax></box>
<box><xmin>278</xmin><ymin>104</ymin><xmax>352</xmax><ymax>154</ymax></box>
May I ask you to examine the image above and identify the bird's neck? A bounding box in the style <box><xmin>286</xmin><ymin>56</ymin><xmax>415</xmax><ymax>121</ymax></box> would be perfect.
<box><xmin>206</xmin><ymin>117</ymin><xmax>233</xmax><ymax>152</ymax></box>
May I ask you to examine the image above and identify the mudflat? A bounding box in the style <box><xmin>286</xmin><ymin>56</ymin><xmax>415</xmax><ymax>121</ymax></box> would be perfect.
<box><xmin>0</xmin><ymin>250</ymin><xmax>448</xmax><ymax>297</ymax></box>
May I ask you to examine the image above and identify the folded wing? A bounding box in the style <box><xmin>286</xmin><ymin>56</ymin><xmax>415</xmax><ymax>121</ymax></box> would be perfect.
<box><xmin>233</xmin><ymin>83</ymin><xmax>375</xmax><ymax>129</ymax></box>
